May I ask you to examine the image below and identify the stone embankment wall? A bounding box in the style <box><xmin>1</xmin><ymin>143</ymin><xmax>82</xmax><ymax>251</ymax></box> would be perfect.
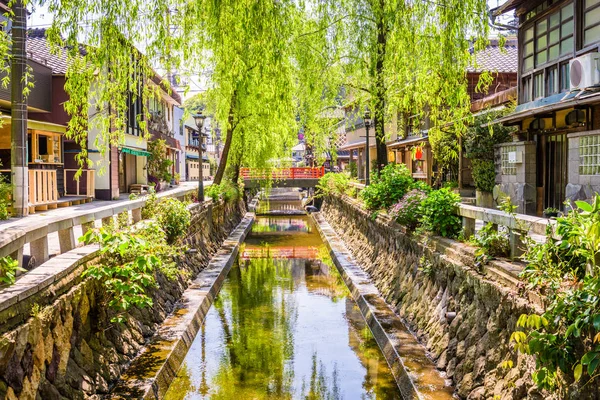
<box><xmin>0</xmin><ymin>200</ymin><xmax>245</xmax><ymax>400</ymax></box>
<box><xmin>322</xmin><ymin>196</ymin><xmax>541</xmax><ymax>400</ymax></box>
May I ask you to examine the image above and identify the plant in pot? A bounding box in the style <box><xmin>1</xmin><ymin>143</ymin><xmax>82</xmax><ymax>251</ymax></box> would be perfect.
<box><xmin>147</xmin><ymin>139</ymin><xmax>173</xmax><ymax>192</ymax></box>
<box><xmin>174</xmin><ymin>172</ymin><xmax>181</xmax><ymax>185</ymax></box>
<box><xmin>463</xmin><ymin>107</ymin><xmax>515</xmax><ymax>207</ymax></box>
<box><xmin>544</xmin><ymin>207</ymin><xmax>560</xmax><ymax>218</ymax></box>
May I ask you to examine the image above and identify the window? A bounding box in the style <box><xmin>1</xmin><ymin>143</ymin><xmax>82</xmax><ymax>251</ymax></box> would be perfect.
<box><xmin>522</xmin><ymin>76</ymin><xmax>532</xmax><ymax>103</ymax></box>
<box><xmin>501</xmin><ymin>146</ymin><xmax>517</xmax><ymax>175</ymax></box>
<box><xmin>27</xmin><ymin>130</ymin><xmax>62</xmax><ymax>164</ymax></box>
<box><xmin>580</xmin><ymin>135</ymin><xmax>600</xmax><ymax>175</ymax></box>
<box><xmin>534</xmin><ymin>73</ymin><xmax>544</xmax><ymax>99</ymax></box>
<box><xmin>523</xmin><ymin>2</ymin><xmax>574</xmax><ymax>72</ymax></box>
<box><xmin>584</xmin><ymin>0</ymin><xmax>600</xmax><ymax>47</ymax></box>
<box><xmin>560</xmin><ymin>62</ymin><xmax>570</xmax><ymax>92</ymax></box>
<box><xmin>547</xmin><ymin>66</ymin><xmax>558</xmax><ymax>95</ymax></box>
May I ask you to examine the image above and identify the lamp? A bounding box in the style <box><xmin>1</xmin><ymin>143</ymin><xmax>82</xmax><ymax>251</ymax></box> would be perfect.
<box><xmin>364</xmin><ymin>108</ymin><xmax>372</xmax><ymax>185</ymax></box>
<box><xmin>193</xmin><ymin>113</ymin><xmax>207</xmax><ymax>201</ymax></box>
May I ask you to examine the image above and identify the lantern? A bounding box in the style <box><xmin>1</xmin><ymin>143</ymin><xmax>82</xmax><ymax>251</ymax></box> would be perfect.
<box><xmin>414</xmin><ymin>146</ymin><xmax>423</xmax><ymax>160</ymax></box>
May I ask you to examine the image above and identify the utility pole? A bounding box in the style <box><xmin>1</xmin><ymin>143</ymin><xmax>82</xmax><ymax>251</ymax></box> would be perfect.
<box><xmin>11</xmin><ymin>0</ymin><xmax>28</xmax><ymax>217</ymax></box>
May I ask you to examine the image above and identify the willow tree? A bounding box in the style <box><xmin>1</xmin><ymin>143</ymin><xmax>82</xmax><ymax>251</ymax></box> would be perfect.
<box><xmin>311</xmin><ymin>0</ymin><xmax>490</xmax><ymax>171</ymax></box>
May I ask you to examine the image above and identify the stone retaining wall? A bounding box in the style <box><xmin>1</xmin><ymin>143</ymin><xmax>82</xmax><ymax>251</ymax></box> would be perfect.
<box><xmin>0</xmin><ymin>199</ymin><xmax>245</xmax><ymax>400</ymax></box>
<box><xmin>322</xmin><ymin>196</ymin><xmax>542</xmax><ymax>400</ymax></box>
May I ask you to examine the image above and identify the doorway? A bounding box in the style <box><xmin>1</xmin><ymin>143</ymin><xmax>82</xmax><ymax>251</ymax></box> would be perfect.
<box><xmin>543</xmin><ymin>133</ymin><xmax>568</xmax><ymax>210</ymax></box>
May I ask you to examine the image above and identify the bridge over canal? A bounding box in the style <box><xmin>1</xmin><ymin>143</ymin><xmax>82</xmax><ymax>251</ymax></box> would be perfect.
<box><xmin>240</xmin><ymin>167</ymin><xmax>325</xmax><ymax>188</ymax></box>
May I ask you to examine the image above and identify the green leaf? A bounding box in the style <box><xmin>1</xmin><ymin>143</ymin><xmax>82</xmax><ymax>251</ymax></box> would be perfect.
<box><xmin>574</xmin><ymin>363</ymin><xmax>583</xmax><ymax>382</ymax></box>
<box><xmin>576</xmin><ymin>201</ymin><xmax>593</xmax><ymax>212</ymax></box>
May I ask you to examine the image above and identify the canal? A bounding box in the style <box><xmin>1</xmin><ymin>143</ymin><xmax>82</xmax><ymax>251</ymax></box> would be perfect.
<box><xmin>165</xmin><ymin>208</ymin><xmax>403</xmax><ymax>399</ymax></box>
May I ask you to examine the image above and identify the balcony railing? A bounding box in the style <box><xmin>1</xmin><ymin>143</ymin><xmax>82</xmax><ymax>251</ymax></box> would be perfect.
<box><xmin>240</xmin><ymin>167</ymin><xmax>325</xmax><ymax>180</ymax></box>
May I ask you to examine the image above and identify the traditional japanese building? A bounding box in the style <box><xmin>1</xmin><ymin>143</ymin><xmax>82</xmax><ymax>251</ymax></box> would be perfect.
<box><xmin>493</xmin><ymin>0</ymin><xmax>600</xmax><ymax>215</ymax></box>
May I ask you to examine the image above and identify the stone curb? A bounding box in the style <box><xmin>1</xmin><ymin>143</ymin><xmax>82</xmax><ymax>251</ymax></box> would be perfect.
<box><xmin>312</xmin><ymin>212</ymin><xmax>455</xmax><ymax>400</ymax></box>
<box><xmin>111</xmin><ymin>212</ymin><xmax>255</xmax><ymax>400</ymax></box>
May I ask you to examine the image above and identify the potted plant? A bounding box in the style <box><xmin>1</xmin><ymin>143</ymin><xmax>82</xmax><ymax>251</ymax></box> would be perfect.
<box><xmin>174</xmin><ymin>172</ymin><xmax>181</xmax><ymax>185</ymax></box>
<box><xmin>544</xmin><ymin>207</ymin><xmax>560</xmax><ymax>218</ymax></box>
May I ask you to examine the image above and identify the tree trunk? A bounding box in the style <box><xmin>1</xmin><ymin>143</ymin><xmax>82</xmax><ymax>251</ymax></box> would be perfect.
<box><xmin>213</xmin><ymin>91</ymin><xmax>236</xmax><ymax>185</ymax></box>
<box><xmin>11</xmin><ymin>0</ymin><xmax>28</xmax><ymax>216</ymax></box>
<box><xmin>373</xmin><ymin>6</ymin><xmax>388</xmax><ymax>171</ymax></box>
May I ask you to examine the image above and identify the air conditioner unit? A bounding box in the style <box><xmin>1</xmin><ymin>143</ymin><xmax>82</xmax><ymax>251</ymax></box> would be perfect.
<box><xmin>570</xmin><ymin>52</ymin><xmax>600</xmax><ymax>91</ymax></box>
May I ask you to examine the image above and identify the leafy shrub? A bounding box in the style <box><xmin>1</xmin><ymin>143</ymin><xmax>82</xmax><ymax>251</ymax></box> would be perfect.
<box><xmin>0</xmin><ymin>174</ymin><xmax>11</xmax><ymax>220</ymax></box>
<box><xmin>418</xmin><ymin>188</ymin><xmax>461</xmax><ymax>238</ymax></box>
<box><xmin>388</xmin><ymin>189</ymin><xmax>426</xmax><ymax>229</ymax></box>
<box><xmin>81</xmin><ymin>220</ymin><xmax>183</xmax><ymax>324</ymax></box>
<box><xmin>464</xmin><ymin>109</ymin><xmax>514</xmax><ymax>193</ymax></box>
<box><xmin>157</xmin><ymin>198</ymin><xmax>191</xmax><ymax>243</ymax></box>
<box><xmin>471</xmin><ymin>159</ymin><xmax>496</xmax><ymax>193</ymax></box>
<box><xmin>471</xmin><ymin>222</ymin><xmax>510</xmax><ymax>265</ymax></box>
<box><xmin>348</xmin><ymin>161</ymin><xmax>358</xmax><ymax>178</ymax></box>
<box><xmin>511</xmin><ymin>196</ymin><xmax>600</xmax><ymax>391</ymax></box>
<box><xmin>0</xmin><ymin>256</ymin><xmax>24</xmax><ymax>286</ymax></box>
<box><xmin>360</xmin><ymin>164</ymin><xmax>414</xmax><ymax>210</ymax></box>
<box><xmin>141</xmin><ymin>188</ymin><xmax>158</xmax><ymax>220</ymax></box>
<box><xmin>206</xmin><ymin>181</ymin><xmax>241</xmax><ymax>203</ymax></box>
<box><xmin>317</xmin><ymin>172</ymin><xmax>352</xmax><ymax>197</ymax></box>
<box><xmin>147</xmin><ymin>139</ymin><xmax>174</xmax><ymax>183</ymax></box>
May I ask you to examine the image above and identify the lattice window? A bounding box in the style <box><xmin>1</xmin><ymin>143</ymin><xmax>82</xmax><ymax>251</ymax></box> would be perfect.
<box><xmin>579</xmin><ymin>136</ymin><xmax>600</xmax><ymax>175</ymax></box>
<box><xmin>501</xmin><ymin>146</ymin><xmax>517</xmax><ymax>175</ymax></box>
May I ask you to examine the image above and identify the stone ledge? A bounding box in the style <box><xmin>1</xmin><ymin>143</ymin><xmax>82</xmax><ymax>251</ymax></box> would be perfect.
<box><xmin>111</xmin><ymin>212</ymin><xmax>255</xmax><ymax>399</ymax></box>
<box><xmin>0</xmin><ymin>244</ymin><xmax>99</xmax><ymax>315</ymax></box>
<box><xmin>312</xmin><ymin>212</ymin><xmax>455</xmax><ymax>400</ymax></box>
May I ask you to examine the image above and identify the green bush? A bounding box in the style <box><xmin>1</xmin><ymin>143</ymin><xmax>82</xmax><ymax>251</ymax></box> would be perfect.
<box><xmin>471</xmin><ymin>159</ymin><xmax>496</xmax><ymax>193</ymax></box>
<box><xmin>471</xmin><ymin>222</ymin><xmax>510</xmax><ymax>265</ymax></box>
<box><xmin>0</xmin><ymin>174</ymin><xmax>11</xmax><ymax>220</ymax></box>
<box><xmin>360</xmin><ymin>164</ymin><xmax>414</xmax><ymax>210</ymax></box>
<box><xmin>418</xmin><ymin>188</ymin><xmax>461</xmax><ymax>238</ymax></box>
<box><xmin>205</xmin><ymin>181</ymin><xmax>241</xmax><ymax>203</ymax></box>
<box><xmin>348</xmin><ymin>162</ymin><xmax>358</xmax><ymax>178</ymax></box>
<box><xmin>147</xmin><ymin>139</ymin><xmax>174</xmax><ymax>182</ymax></box>
<box><xmin>156</xmin><ymin>198</ymin><xmax>191</xmax><ymax>243</ymax></box>
<box><xmin>317</xmin><ymin>172</ymin><xmax>351</xmax><ymax>197</ymax></box>
<box><xmin>388</xmin><ymin>189</ymin><xmax>426</xmax><ymax>229</ymax></box>
<box><xmin>0</xmin><ymin>256</ymin><xmax>24</xmax><ymax>286</ymax></box>
<box><xmin>141</xmin><ymin>188</ymin><xmax>158</xmax><ymax>220</ymax></box>
<box><xmin>510</xmin><ymin>196</ymin><xmax>600</xmax><ymax>392</ymax></box>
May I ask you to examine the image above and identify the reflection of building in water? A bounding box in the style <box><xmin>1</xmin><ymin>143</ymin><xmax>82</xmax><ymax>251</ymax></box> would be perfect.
<box><xmin>258</xmin><ymin>200</ymin><xmax>304</xmax><ymax>214</ymax></box>
<box><xmin>304</xmin><ymin>259</ymin><xmax>347</xmax><ymax>301</ymax></box>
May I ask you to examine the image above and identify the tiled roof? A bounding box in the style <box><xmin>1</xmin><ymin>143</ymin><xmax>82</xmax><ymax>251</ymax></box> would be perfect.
<box><xmin>27</xmin><ymin>29</ymin><xmax>71</xmax><ymax>74</ymax></box>
<box><xmin>468</xmin><ymin>39</ymin><xmax>518</xmax><ymax>74</ymax></box>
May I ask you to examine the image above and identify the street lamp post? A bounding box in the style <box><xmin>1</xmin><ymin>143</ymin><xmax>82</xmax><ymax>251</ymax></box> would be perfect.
<box><xmin>364</xmin><ymin>109</ymin><xmax>372</xmax><ymax>186</ymax></box>
<box><xmin>193</xmin><ymin>113</ymin><xmax>208</xmax><ymax>201</ymax></box>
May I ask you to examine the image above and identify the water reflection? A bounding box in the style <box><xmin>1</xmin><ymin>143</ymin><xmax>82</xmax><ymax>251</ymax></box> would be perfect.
<box><xmin>165</xmin><ymin>216</ymin><xmax>401</xmax><ymax>400</ymax></box>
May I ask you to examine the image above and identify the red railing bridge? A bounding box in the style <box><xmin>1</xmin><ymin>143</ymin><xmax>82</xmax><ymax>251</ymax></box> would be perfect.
<box><xmin>240</xmin><ymin>167</ymin><xmax>325</xmax><ymax>180</ymax></box>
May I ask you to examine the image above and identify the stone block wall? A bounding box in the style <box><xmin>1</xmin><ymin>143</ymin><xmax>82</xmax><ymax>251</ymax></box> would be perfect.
<box><xmin>495</xmin><ymin>141</ymin><xmax>537</xmax><ymax>215</ymax></box>
<box><xmin>322</xmin><ymin>196</ymin><xmax>542</xmax><ymax>400</ymax></box>
<box><xmin>0</xmin><ymin>199</ymin><xmax>245</xmax><ymax>399</ymax></box>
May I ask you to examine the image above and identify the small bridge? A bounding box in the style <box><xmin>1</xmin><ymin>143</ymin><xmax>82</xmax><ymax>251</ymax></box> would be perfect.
<box><xmin>240</xmin><ymin>167</ymin><xmax>325</xmax><ymax>188</ymax></box>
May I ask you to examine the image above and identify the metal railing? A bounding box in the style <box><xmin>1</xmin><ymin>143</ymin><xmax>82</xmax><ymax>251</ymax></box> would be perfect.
<box><xmin>241</xmin><ymin>167</ymin><xmax>325</xmax><ymax>180</ymax></box>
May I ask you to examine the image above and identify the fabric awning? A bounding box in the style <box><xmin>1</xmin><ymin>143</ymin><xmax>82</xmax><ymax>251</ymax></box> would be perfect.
<box><xmin>121</xmin><ymin>147</ymin><xmax>151</xmax><ymax>157</ymax></box>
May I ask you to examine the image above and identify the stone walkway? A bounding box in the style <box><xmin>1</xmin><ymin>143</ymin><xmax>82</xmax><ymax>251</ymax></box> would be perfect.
<box><xmin>1</xmin><ymin>181</ymin><xmax>211</xmax><ymax>257</ymax></box>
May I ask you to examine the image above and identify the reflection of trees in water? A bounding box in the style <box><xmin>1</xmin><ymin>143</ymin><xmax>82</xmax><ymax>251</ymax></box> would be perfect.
<box><xmin>164</xmin><ymin>360</ymin><xmax>196</xmax><ymax>400</ymax></box>
<box><xmin>345</xmin><ymin>299</ymin><xmax>401</xmax><ymax>399</ymax></box>
<box><xmin>251</xmin><ymin>216</ymin><xmax>312</xmax><ymax>234</ymax></box>
<box><xmin>209</xmin><ymin>257</ymin><xmax>298</xmax><ymax>399</ymax></box>
<box><xmin>300</xmin><ymin>353</ymin><xmax>341</xmax><ymax>400</ymax></box>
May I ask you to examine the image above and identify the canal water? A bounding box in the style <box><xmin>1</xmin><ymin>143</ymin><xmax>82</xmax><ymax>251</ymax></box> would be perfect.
<box><xmin>165</xmin><ymin>212</ymin><xmax>402</xmax><ymax>399</ymax></box>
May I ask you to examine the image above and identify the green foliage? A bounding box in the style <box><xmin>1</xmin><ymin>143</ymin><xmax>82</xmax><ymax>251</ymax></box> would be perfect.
<box><xmin>360</xmin><ymin>164</ymin><xmax>414</xmax><ymax>210</ymax></box>
<box><xmin>81</xmin><ymin>220</ymin><xmax>182</xmax><ymax>324</ymax></box>
<box><xmin>316</xmin><ymin>172</ymin><xmax>354</xmax><ymax>197</ymax></box>
<box><xmin>348</xmin><ymin>162</ymin><xmax>358</xmax><ymax>179</ymax></box>
<box><xmin>147</xmin><ymin>139</ymin><xmax>174</xmax><ymax>182</ymax></box>
<box><xmin>388</xmin><ymin>189</ymin><xmax>426</xmax><ymax>230</ymax></box>
<box><xmin>472</xmin><ymin>223</ymin><xmax>510</xmax><ymax>266</ymax></box>
<box><xmin>418</xmin><ymin>188</ymin><xmax>461</xmax><ymax>238</ymax></box>
<box><xmin>471</xmin><ymin>159</ymin><xmax>496</xmax><ymax>193</ymax></box>
<box><xmin>464</xmin><ymin>109</ymin><xmax>515</xmax><ymax>192</ymax></box>
<box><xmin>0</xmin><ymin>172</ymin><xmax>11</xmax><ymax>220</ymax></box>
<box><xmin>513</xmin><ymin>196</ymin><xmax>600</xmax><ymax>392</ymax></box>
<box><xmin>205</xmin><ymin>181</ymin><xmax>241</xmax><ymax>203</ymax></box>
<box><xmin>157</xmin><ymin>198</ymin><xmax>191</xmax><ymax>243</ymax></box>
<box><xmin>0</xmin><ymin>256</ymin><xmax>24</xmax><ymax>286</ymax></box>
<box><xmin>141</xmin><ymin>189</ymin><xmax>158</xmax><ymax>220</ymax></box>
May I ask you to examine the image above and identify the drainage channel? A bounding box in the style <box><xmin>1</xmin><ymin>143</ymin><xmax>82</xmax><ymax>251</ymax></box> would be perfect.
<box><xmin>162</xmin><ymin>200</ymin><xmax>404</xmax><ymax>399</ymax></box>
<box><xmin>131</xmin><ymin>192</ymin><xmax>452</xmax><ymax>399</ymax></box>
